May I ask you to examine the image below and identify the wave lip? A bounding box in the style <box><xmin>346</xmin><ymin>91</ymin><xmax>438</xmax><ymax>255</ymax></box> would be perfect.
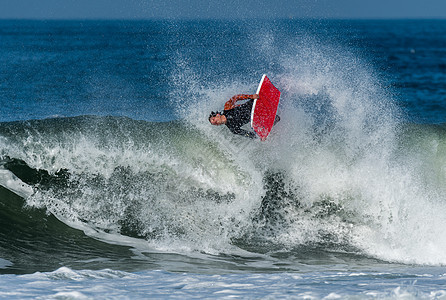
<box><xmin>0</xmin><ymin>167</ymin><xmax>33</xmax><ymax>199</ymax></box>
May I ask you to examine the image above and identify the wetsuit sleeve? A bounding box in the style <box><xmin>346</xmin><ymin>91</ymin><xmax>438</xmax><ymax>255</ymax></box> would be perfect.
<box><xmin>227</xmin><ymin>126</ymin><xmax>257</xmax><ymax>139</ymax></box>
<box><xmin>224</xmin><ymin>94</ymin><xmax>257</xmax><ymax>110</ymax></box>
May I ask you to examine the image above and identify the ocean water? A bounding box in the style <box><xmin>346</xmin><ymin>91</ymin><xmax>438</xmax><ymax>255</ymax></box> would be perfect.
<box><xmin>1</xmin><ymin>19</ymin><xmax>446</xmax><ymax>299</ymax></box>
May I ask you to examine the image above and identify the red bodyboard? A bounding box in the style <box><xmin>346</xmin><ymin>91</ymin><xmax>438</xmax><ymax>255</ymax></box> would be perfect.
<box><xmin>250</xmin><ymin>75</ymin><xmax>281</xmax><ymax>140</ymax></box>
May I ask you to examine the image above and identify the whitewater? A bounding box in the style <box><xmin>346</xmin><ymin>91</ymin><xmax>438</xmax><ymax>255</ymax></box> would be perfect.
<box><xmin>1</xmin><ymin>19</ymin><xmax>446</xmax><ymax>298</ymax></box>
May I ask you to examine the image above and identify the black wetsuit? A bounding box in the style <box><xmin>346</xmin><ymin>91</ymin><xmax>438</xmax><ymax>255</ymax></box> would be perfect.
<box><xmin>223</xmin><ymin>99</ymin><xmax>256</xmax><ymax>139</ymax></box>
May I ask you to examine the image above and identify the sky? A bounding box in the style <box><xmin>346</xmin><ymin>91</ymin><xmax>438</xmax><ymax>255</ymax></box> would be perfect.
<box><xmin>0</xmin><ymin>0</ymin><xmax>446</xmax><ymax>20</ymax></box>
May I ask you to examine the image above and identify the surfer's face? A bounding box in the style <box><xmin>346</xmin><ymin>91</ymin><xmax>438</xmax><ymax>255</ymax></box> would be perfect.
<box><xmin>209</xmin><ymin>114</ymin><xmax>226</xmax><ymax>126</ymax></box>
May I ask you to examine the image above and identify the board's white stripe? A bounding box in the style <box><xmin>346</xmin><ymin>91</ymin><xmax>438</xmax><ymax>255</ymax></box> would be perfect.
<box><xmin>251</xmin><ymin>74</ymin><xmax>266</xmax><ymax>128</ymax></box>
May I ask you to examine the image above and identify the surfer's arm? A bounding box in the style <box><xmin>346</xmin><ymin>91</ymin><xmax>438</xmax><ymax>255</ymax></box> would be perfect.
<box><xmin>224</xmin><ymin>94</ymin><xmax>259</xmax><ymax>110</ymax></box>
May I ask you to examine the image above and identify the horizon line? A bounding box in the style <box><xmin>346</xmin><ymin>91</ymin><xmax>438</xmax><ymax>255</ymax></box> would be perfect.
<box><xmin>1</xmin><ymin>16</ymin><xmax>446</xmax><ymax>21</ymax></box>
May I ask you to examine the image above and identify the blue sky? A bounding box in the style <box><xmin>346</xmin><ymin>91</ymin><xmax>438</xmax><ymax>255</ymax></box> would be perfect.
<box><xmin>1</xmin><ymin>0</ymin><xmax>445</xmax><ymax>19</ymax></box>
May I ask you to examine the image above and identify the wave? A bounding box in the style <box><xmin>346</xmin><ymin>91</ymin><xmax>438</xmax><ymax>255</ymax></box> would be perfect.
<box><xmin>0</xmin><ymin>116</ymin><xmax>262</xmax><ymax>254</ymax></box>
<box><xmin>1</xmin><ymin>114</ymin><xmax>446</xmax><ymax>267</ymax></box>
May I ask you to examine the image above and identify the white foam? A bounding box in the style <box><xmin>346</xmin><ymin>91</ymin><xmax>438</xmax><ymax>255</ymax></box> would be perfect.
<box><xmin>3</xmin><ymin>268</ymin><xmax>444</xmax><ymax>299</ymax></box>
<box><xmin>0</xmin><ymin>167</ymin><xmax>33</xmax><ymax>198</ymax></box>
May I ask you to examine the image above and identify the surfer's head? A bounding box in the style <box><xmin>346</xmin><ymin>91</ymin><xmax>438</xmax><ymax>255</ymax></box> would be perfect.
<box><xmin>209</xmin><ymin>111</ymin><xmax>226</xmax><ymax>126</ymax></box>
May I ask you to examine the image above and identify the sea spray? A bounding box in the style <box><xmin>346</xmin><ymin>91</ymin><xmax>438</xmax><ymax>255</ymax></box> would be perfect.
<box><xmin>170</xmin><ymin>29</ymin><xmax>446</xmax><ymax>265</ymax></box>
<box><xmin>0</xmin><ymin>116</ymin><xmax>265</xmax><ymax>254</ymax></box>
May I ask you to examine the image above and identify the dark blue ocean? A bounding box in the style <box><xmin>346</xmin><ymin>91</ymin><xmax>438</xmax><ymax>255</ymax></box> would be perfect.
<box><xmin>1</xmin><ymin>19</ymin><xmax>446</xmax><ymax>298</ymax></box>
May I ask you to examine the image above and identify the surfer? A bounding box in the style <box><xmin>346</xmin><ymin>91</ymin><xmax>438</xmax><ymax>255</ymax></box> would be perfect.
<box><xmin>209</xmin><ymin>94</ymin><xmax>258</xmax><ymax>139</ymax></box>
<box><xmin>209</xmin><ymin>94</ymin><xmax>280</xmax><ymax>140</ymax></box>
